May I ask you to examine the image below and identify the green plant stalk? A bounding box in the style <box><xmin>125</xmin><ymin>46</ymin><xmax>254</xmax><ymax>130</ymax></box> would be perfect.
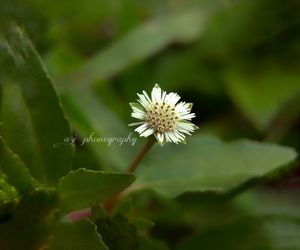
<box><xmin>128</xmin><ymin>136</ymin><xmax>156</xmax><ymax>173</ymax></box>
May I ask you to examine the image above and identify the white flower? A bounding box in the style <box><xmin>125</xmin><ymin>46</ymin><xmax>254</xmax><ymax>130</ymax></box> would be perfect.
<box><xmin>129</xmin><ymin>84</ymin><xmax>198</xmax><ymax>145</ymax></box>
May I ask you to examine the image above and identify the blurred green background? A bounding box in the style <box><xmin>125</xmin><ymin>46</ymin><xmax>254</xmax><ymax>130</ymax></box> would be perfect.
<box><xmin>1</xmin><ymin>0</ymin><xmax>300</xmax><ymax>249</ymax></box>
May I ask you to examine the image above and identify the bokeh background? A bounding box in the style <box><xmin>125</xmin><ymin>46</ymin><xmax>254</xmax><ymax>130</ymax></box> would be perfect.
<box><xmin>1</xmin><ymin>0</ymin><xmax>300</xmax><ymax>249</ymax></box>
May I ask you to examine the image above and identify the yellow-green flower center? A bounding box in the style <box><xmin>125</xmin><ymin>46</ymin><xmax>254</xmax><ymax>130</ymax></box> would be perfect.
<box><xmin>146</xmin><ymin>102</ymin><xmax>179</xmax><ymax>132</ymax></box>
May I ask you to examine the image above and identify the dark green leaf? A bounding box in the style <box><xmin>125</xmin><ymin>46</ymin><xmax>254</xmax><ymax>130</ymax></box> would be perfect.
<box><xmin>58</xmin><ymin>168</ymin><xmax>136</xmax><ymax>211</ymax></box>
<box><xmin>132</xmin><ymin>134</ymin><xmax>297</xmax><ymax>198</ymax></box>
<box><xmin>0</xmin><ymin>25</ymin><xmax>74</xmax><ymax>186</ymax></box>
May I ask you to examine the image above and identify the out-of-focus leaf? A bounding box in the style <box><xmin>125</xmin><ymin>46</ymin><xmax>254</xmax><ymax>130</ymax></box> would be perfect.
<box><xmin>199</xmin><ymin>0</ymin><xmax>300</xmax><ymax>62</ymax></box>
<box><xmin>0</xmin><ymin>137</ymin><xmax>38</xmax><ymax>193</ymax></box>
<box><xmin>176</xmin><ymin>215</ymin><xmax>300</xmax><ymax>250</ymax></box>
<box><xmin>177</xmin><ymin>190</ymin><xmax>300</xmax><ymax>250</ymax></box>
<box><xmin>58</xmin><ymin>168</ymin><xmax>136</xmax><ymax>212</ymax></box>
<box><xmin>48</xmin><ymin>219</ymin><xmax>108</xmax><ymax>250</ymax></box>
<box><xmin>44</xmin><ymin>45</ymin><xmax>83</xmax><ymax>82</ymax></box>
<box><xmin>61</xmin><ymin>87</ymin><xmax>139</xmax><ymax>171</ymax></box>
<box><xmin>226</xmin><ymin>68</ymin><xmax>300</xmax><ymax>131</ymax></box>
<box><xmin>0</xmin><ymin>25</ymin><xmax>74</xmax><ymax>186</ymax></box>
<box><xmin>59</xmin><ymin>9</ymin><xmax>209</xmax><ymax>92</ymax></box>
<box><xmin>131</xmin><ymin>134</ymin><xmax>297</xmax><ymax>198</ymax></box>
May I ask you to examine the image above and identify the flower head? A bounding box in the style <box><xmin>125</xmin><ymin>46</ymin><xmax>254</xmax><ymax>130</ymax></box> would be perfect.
<box><xmin>129</xmin><ymin>84</ymin><xmax>198</xmax><ymax>145</ymax></box>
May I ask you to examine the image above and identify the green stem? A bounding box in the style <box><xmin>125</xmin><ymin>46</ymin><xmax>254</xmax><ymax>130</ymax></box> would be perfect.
<box><xmin>128</xmin><ymin>136</ymin><xmax>156</xmax><ymax>173</ymax></box>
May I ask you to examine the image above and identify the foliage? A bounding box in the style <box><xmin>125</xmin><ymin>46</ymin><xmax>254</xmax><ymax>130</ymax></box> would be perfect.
<box><xmin>0</xmin><ymin>0</ymin><xmax>300</xmax><ymax>249</ymax></box>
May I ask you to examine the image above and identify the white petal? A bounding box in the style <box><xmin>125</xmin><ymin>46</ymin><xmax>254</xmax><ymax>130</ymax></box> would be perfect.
<box><xmin>164</xmin><ymin>132</ymin><xmax>172</xmax><ymax>143</ymax></box>
<box><xmin>135</xmin><ymin>123</ymin><xmax>149</xmax><ymax>134</ymax></box>
<box><xmin>128</xmin><ymin>122</ymin><xmax>144</xmax><ymax>126</ymax></box>
<box><xmin>175</xmin><ymin>102</ymin><xmax>191</xmax><ymax>115</ymax></box>
<box><xmin>161</xmin><ymin>90</ymin><xmax>167</xmax><ymax>102</ymax></box>
<box><xmin>151</xmin><ymin>84</ymin><xmax>162</xmax><ymax>102</ymax></box>
<box><xmin>137</xmin><ymin>93</ymin><xmax>151</xmax><ymax>109</ymax></box>
<box><xmin>131</xmin><ymin>112</ymin><xmax>145</xmax><ymax>120</ymax></box>
<box><xmin>173</xmin><ymin>130</ymin><xmax>185</xmax><ymax>140</ymax></box>
<box><xmin>176</xmin><ymin>121</ymin><xmax>197</xmax><ymax>134</ymax></box>
<box><xmin>155</xmin><ymin>132</ymin><xmax>165</xmax><ymax>144</ymax></box>
<box><xmin>142</xmin><ymin>91</ymin><xmax>152</xmax><ymax>103</ymax></box>
<box><xmin>180</xmin><ymin>113</ymin><xmax>195</xmax><ymax>120</ymax></box>
<box><xmin>140</xmin><ymin>128</ymin><xmax>155</xmax><ymax>137</ymax></box>
<box><xmin>165</xmin><ymin>92</ymin><xmax>180</xmax><ymax>106</ymax></box>
<box><xmin>168</xmin><ymin>131</ymin><xmax>180</xmax><ymax>144</ymax></box>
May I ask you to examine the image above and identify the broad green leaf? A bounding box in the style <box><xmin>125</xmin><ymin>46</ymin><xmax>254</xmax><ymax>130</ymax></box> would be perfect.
<box><xmin>0</xmin><ymin>25</ymin><xmax>74</xmax><ymax>186</ymax></box>
<box><xmin>59</xmin><ymin>9</ymin><xmax>209</xmax><ymax>92</ymax></box>
<box><xmin>132</xmin><ymin>134</ymin><xmax>297</xmax><ymax>198</ymax></box>
<box><xmin>58</xmin><ymin>168</ymin><xmax>136</xmax><ymax>211</ymax></box>
<box><xmin>0</xmin><ymin>137</ymin><xmax>38</xmax><ymax>193</ymax></box>
<box><xmin>48</xmin><ymin>219</ymin><xmax>108</xmax><ymax>250</ymax></box>
<box><xmin>226</xmin><ymin>68</ymin><xmax>300</xmax><ymax>131</ymax></box>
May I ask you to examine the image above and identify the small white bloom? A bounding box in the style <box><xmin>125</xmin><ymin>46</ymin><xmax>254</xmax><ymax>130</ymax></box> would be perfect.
<box><xmin>129</xmin><ymin>84</ymin><xmax>198</xmax><ymax>145</ymax></box>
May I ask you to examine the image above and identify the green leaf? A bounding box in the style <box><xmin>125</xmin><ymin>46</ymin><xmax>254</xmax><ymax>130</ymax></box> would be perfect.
<box><xmin>48</xmin><ymin>219</ymin><xmax>108</xmax><ymax>250</ymax></box>
<box><xmin>0</xmin><ymin>137</ymin><xmax>38</xmax><ymax>193</ymax></box>
<box><xmin>226</xmin><ymin>68</ymin><xmax>300</xmax><ymax>131</ymax></box>
<box><xmin>58</xmin><ymin>168</ymin><xmax>136</xmax><ymax>211</ymax></box>
<box><xmin>0</xmin><ymin>25</ymin><xmax>74</xmax><ymax>186</ymax></box>
<box><xmin>132</xmin><ymin>134</ymin><xmax>297</xmax><ymax>198</ymax></box>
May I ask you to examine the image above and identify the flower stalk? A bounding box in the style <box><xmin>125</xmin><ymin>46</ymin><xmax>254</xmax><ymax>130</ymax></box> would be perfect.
<box><xmin>128</xmin><ymin>136</ymin><xmax>156</xmax><ymax>173</ymax></box>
